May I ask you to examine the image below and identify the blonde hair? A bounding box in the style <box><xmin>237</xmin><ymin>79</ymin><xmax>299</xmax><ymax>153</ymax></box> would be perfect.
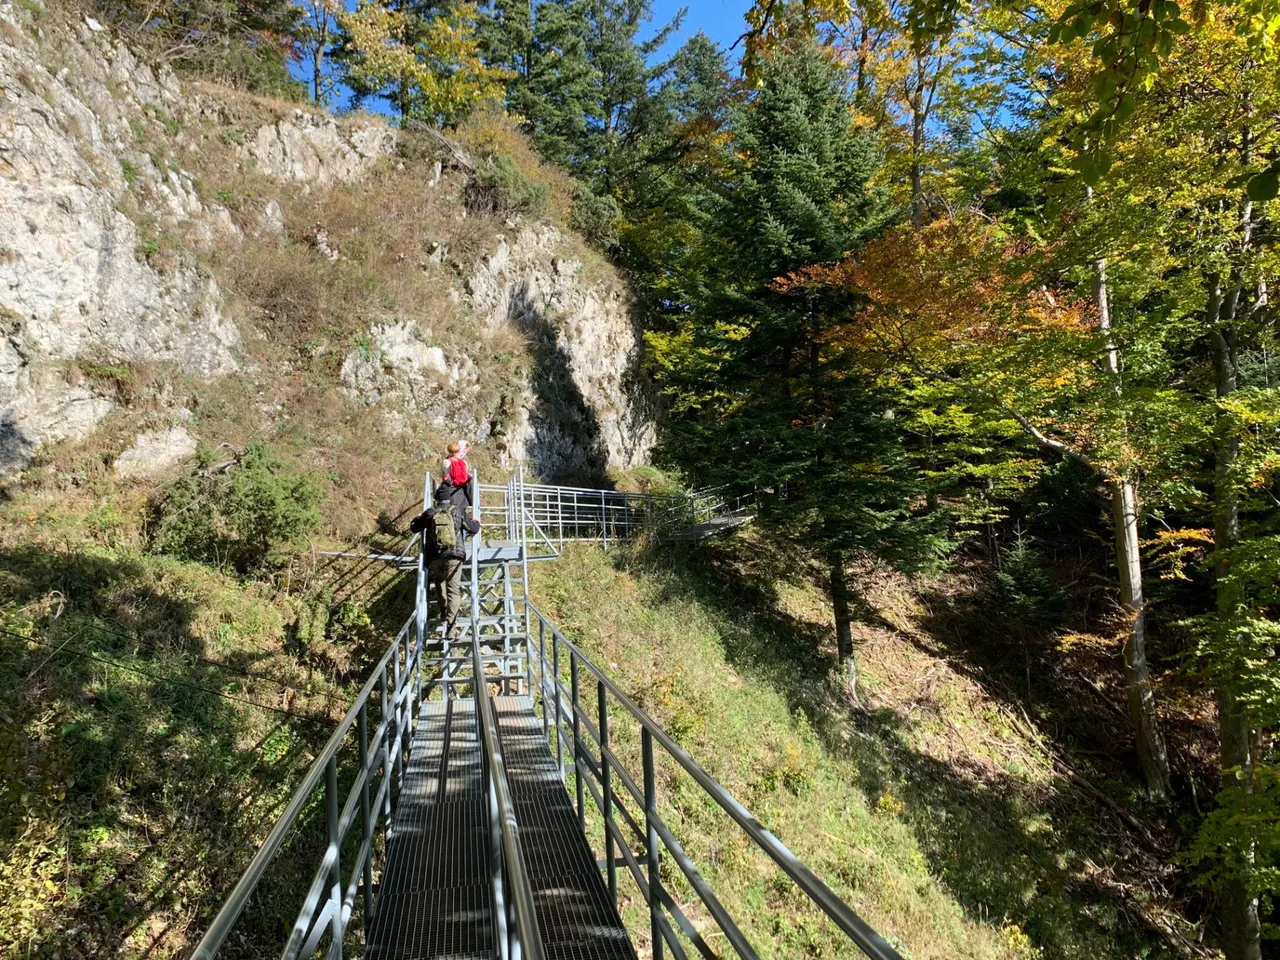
<box><xmin>447</xmin><ymin>441</ymin><xmax>461</xmax><ymax>457</ymax></box>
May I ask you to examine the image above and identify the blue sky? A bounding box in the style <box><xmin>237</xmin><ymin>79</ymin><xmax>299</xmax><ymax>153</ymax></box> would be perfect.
<box><xmin>650</xmin><ymin>0</ymin><xmax>753</xmax><ymax>61</ymax></box>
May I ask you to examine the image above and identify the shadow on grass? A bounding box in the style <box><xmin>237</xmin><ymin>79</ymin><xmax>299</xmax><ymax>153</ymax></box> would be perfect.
<box><xmin>0</xmin><ymin>545</ymin><xmax>349</xmax><ymax>959</ymax></box>
<box><xmin>623</xmin><ymin>538</ymin><xmax>1185</xmax><ymax>960</ymax></box>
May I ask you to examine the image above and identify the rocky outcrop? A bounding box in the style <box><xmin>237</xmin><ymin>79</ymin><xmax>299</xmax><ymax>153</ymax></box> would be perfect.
<box><xmin>464</xmin><ymin>225</ymin><xmax>654</xmax><ymax>481</ymax></box>
<box><xmin>339</xmin><ymin>319</ymin><xmax>477</xmax><ymax>420</ymax></box>
<box><xmin>0</xmin><ymin>5</ymin><xmax>238</xmax><ymax>474</ymax></box>
<box><xmin>339</xmin><ymin>224</ymin><xmax>655</xmax><ymax>482</ymax></box>
<box><xmin>244</xmin><ymin>110</ymin><xmax>397</xmax><ymax>184</ymax></box>
<box><xmin>114</xmin><ymin>425</ymin><xmax>197</xmax><ymax>478</ymax></box>
<box><xmin>0</xmin><ymin>5</ymin><xmax>653</xmax><ymax>485</ymax></box>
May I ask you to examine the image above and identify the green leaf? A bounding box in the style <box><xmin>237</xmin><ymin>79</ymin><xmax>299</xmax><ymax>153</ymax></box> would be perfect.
<box><xmin>1114</xmin><ymin>91</ymin><xmax>1136</xmax><ymax>122</ymax></box>
<box><xmin>1077</xmin><ymin>154</ymin><xmax>1101</xmax><ymax>184</ymax></box>
<box><xmin>1247</xmin><ymin>169</ymin><xmax>1280</xmax><ymax>202</ymax></box>
<box><xmin>1167</xmin><ymin>17</ymin><xmax>1191</xmax><ymax>34</ymax></box>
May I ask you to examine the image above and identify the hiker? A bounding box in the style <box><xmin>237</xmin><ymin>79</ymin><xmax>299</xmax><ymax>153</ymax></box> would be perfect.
<box><xmin>410</xmin><ymin>485</ymin><xmax>480</xmax><ymax>637</ymax></box>
<box><xmin>440</xmin><ymin>440</ymin><xmax>472</xmax><ymax>508</ymax></box>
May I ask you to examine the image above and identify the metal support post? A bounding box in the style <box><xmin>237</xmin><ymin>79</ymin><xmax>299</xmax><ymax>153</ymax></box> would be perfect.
<box><xmin>598</xmin><ymin>679</ymin><xmax>616</xmax><ymax>904</ymax></box>
<box><xmin>380</xmin><ymin>668</ymin><xmax>393</xmax><ymax>839</ymax></box>
<box><xmin>357</xmin><ymin>703</ymin><xmax>373</xmax><ymax>932</ymax></box>
<box><xmin>643</xmin><ymin>729</ymin><xmax>663</xmax><ymax>960</ymax></box>
<box><xmin>571</xmin><ymin>653</ymin><xmax>584</xmax><ymax>829</ymax></box>
<box><xmin>325</xmin><ymin>755</ymin><xmax>344</xmax><ymax>960</ymax></box>
<box><xmin>552</xmin><ymin>630</ymin><xmax>564</xmax><ymax>783</ymax></box>
<box><xmin>539</xmin><ymin>619</ymin><xmax>549</xmax><ymax>741</ymax></box>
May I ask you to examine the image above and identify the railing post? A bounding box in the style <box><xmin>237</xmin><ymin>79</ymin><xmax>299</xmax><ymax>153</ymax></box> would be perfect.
<box><xmin>643</xmin><ymin>728</ymin><xmax>663</xmax><ymax>960</ymax></box>
<box><xmin>552</xmin><ymin>629</ymin><xmax>564</xmax><ymax>783</ymax></box>
<box><xmin>485</xmin><ymin>717</ymin><xmax>510</xmax><ymax>960</ymax></box>
<box><xmin>393</xmin><ymin>635</ymin><xmax>404</xmax><ymax>794</ymax></box>
<box><xmin>539</xmin><ymin>618</ymin><xmax>549</xmax><ymax>741</ymax></box>
<box><xmin>571</xmin><ymin>653</ymin><xmax>584</xmax><ymax>830</ymax></box>
<box><xmin>358</xmin><ymin>702</ymin><xmax>373</xmax><ymax>932</ymax></box>
<box><xmin>380</xmin><ymin>667</ymin><xmax>393</xmax><ymax>840</ymax></box>
<box><xmin>600</xmin><ymin>490</ymin><xmax>608</xmax><ymax>549</ymax></box>
<box><xmin>326</xmin><ymin>755</ymin><xmax>344</xmax><ymax>960</ymax></box>
<box><xmin>598</xmin><ymin>679</ymin><xmax>616</xmax><ymax>905</ymax></box>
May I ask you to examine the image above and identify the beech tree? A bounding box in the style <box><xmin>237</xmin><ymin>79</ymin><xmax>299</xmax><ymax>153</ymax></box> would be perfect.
<box><xmin>337</xmin><ymin>0</ymin><xmax>506</xmax><ymax>124</ymax></box>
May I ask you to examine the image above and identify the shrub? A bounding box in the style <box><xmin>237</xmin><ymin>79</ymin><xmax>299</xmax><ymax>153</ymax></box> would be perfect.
<box><xmin>149</xmin><ymin>443</ymin><xmax>323</xmax><ymax>574</ymax></box>
<box><xmin>570</xmin><ymin>186</ymin><xmax>621</xmax><ymax>250</ymax></box>
<box><xmin>467</xmin><ymin>154</ymin><xmax>549</xmax><ymax>216</ymax></box>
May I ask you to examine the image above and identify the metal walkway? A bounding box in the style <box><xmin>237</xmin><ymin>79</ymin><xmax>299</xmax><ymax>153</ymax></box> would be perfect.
<box><xmin>192</xmin><ymin>469</ymin><xmax>902</xmax><ymax>960</ymax></box>
<box><xmin>365</xmin><ymin>698</ymin><xmax>634</xmax><ymax>960</ymax></box>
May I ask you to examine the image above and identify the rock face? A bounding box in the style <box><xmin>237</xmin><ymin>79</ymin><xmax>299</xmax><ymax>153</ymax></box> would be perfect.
<box><xmin>464</xmin><ymin>225</ymin><xmax>654</xmax><ymax>481</ymax></box>
<box><xmin>0</xmin><ymin>5</ymin><xmax>654</xmax><ymax>485</ymax></box>
<box><xmin>114</xmin><ymin>425</ymin><xmax>197</xmax><ymax>478</ymax></box>
<box><xmin>244</xmin><ymin>111</ymin><xmax>397</xmax><ymax>184</ymax></box>
<box><xmin>0</xmin><ymin>6</ymin><xmax>239</xmax><ymax>474</ymax></box>
<box><xmin>337</xmin><ymin>225</ymin><xmax>655</xmax><ymax>483</ymax></box>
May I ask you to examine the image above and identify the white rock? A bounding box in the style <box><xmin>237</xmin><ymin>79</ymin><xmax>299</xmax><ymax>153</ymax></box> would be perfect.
<box><xmin>0</xmin><ymin>22</ymin><xmax>239</xmax><ymax>474</ymax></box>
<box><xmin>462</xmin><ymin>224</ymin><xmax>654</xmax><ymax>479</ymax></box>
<box><xmin>114</xmin><ymin>426</ymin><xmax>197</xmax><ymax>478</ymax></box>
<box><xmin>260</xmin><ymin>198</ymin><xmax>285</xmax><ymax>233</ymax></box>
<box><xmin>84</xmin><ymin>16</ymin><xmax>105</xmax><ymax>31</ymax></box>
<box><xmin>246</xmin><ymin>114</ymin><xmax>396</xmax><ymax>185</ymax></box>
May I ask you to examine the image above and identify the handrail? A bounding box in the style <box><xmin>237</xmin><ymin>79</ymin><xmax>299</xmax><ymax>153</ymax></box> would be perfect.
<box><xmin>190</xmin><ymin>614</ymin><xmax>418</xmax><ymax>960</ymax></box>
<box><xmin>525</xmin><ymin>601</ymin><xmax>904</xmax><ymax>960</ymax></box>
<box><xmin>473</xmin><ymin>627</ymin><xmax>546</xmax><ymax>960</ymax></box>
<box><xmin>470</xmin><ymin>468</ymin><xmax>545</xmax><ymax>960</ymax></box>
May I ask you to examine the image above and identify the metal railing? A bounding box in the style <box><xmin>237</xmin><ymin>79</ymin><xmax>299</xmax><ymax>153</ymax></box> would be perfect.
<box><xmin>192</xmin><ymin>471</ymin><xmax>547</xmax><ymax>960</ymax></box>
<box><xmin>469</xmin><ymin>473</ymin><xmax>545</xmax><ymax>960</ymax></box>
<box><xmin>476</xmin><ymin>479</ymin><xmax>756</xmax><ymax>552</ymax></box>
<box><xmin>191</xmin><ymin>470</ymin><xmax>436</xmax><ymax>960</ymax></box>
<box><xmin>190</xmin><ymin>611</ymin><xmax>422</xmax><ymax>960</ymax></box>
<box><xmin>523</xmin><ymin>603</ymin><xmax>905</xmax><ymax>960</ymax></box>
<box><xmin>653</xmin><ymin>484</ymin><xmax>756</xmax><ymax>530</ymax></box>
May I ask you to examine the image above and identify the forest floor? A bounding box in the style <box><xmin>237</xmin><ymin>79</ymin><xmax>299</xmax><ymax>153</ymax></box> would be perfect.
<box><xmin>530</xmin><ymin>531</ymin><xmax>1214</xmax><ymax>960</ymax></box>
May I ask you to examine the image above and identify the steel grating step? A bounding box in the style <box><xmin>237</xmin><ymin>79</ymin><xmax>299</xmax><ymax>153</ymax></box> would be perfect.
<box><xmin>366</xmin><ymin>700</ymin><xmax>493</xmax><ymax>960</ymax></box>
<box><xmin>494</xmin><ymin>697</ymin><xmax>637</xmax><ymax>960</ymax></box>
<box><xmin>367</xmin><ymin>697</ymin><xmax>636</xmax><ymax>960</ymax></box>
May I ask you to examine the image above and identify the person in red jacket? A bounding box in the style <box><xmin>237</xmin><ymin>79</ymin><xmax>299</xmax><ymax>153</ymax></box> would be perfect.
<box><xmin>442</xmin><ymin>440</ymin><xmax>472</xmax><ymax>507</ymax></box>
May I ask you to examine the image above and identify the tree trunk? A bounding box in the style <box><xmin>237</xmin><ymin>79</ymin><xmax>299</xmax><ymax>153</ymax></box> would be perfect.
<box><xmin>1093</xmin><ymin>254</ymin><xmax>1172</xmax><ymax>795</ymax></box>
<box><xmin>853</xmin><ymin>22</ymin><xmax>871</xmax><ymax>109</ymax></box>
<box><xmin>1109</xmin><ymin>476</ymin><xmax>1171</xmax><ymax>794</ymax></box>
<box><xmin>910</xmin><ymin>60</ymin><xmax>925</xmax><ymax>226</ymax></box>
<box><xmin>1212</xmin><ymin>318</ymin><xmax>1262</xmax><ymax>960</ymax></box>
<box><xmin>313</xmin><ymin>47</ymin><xmax>324</xmax><ymax>104</ymax></box>
<box><xmin>829</xmin><ymin>551</ymin><xmax>857</xmax><ymax>700</ymax></box>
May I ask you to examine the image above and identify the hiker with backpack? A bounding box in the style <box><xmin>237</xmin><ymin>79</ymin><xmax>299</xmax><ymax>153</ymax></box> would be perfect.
<box><xmin>410</xmin><ymin>483</ymin><xmax>480</xmax><ymax>638</ymax></box>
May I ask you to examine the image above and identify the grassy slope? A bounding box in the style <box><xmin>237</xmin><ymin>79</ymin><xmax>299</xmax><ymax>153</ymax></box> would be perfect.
<box><xmin>530</xmin><ymin>535</ymin><xmax>1191</xmax><ymax>960</ymax></box>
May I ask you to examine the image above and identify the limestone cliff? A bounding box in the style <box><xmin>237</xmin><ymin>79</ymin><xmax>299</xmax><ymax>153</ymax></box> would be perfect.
<box><xmin>0</xmin><ymin>1</ymin><xmax>653</xmax><ymax>485</ymax></box>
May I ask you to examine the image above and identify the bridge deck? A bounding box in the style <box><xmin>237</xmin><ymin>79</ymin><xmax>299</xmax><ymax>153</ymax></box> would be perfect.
<box><xmin>366</xmin><ymin>697</ymin><xmax>635</xmax><ymax>960</ymax></box>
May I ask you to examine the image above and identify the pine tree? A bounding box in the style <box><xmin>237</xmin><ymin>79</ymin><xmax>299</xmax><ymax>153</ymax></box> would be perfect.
<box><xmin>477</xmin><ymin>0</ymin><xmax>681</xmax><ymax>186</ymax></box>
<box><xmin>649</xmin><ymin>42</ymin><xmax>938</xmax><ymax>694</ymax></box>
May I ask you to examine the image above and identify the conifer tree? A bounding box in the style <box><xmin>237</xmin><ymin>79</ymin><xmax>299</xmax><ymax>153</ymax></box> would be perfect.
<box><xmin>649</xmin><ymin>42</ymin><xmax>939</xmax><ymax>693</ymax></box>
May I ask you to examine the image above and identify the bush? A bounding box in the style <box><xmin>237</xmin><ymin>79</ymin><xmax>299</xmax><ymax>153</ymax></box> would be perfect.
<box><xmin>467</xmin><ymin>154</ymin><xmax>549</xmax><ymax>216</ymax></box>
<box><xmin>570</xmin><ymin>186</ymin><xmax>621</xmax><ymax>250</ymax></box>
<box><xmin>149</xmin><ymin>443</ymin><xmax>323</xmax><ymax>574</ymax></box>
<box><xmin>992</xmin><ymin>530</ymin><xmax>1069</xmax><ymax>633</ymax></box>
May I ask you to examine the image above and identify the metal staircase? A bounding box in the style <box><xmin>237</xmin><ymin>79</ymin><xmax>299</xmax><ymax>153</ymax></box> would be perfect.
<box><xmin>190</xmin><ymin>470</ymin><xmax>901</xmax><ymax>960</ymax></box>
